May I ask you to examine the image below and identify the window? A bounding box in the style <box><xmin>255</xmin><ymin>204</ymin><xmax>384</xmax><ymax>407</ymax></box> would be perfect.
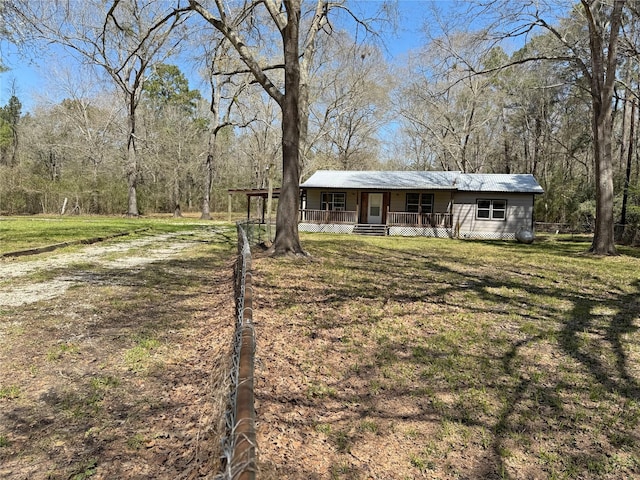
<box><xmin>477</xmin><ymin>199</ymin><xmax>507</xmax><ymax>220</ymax></box>
<box><xmin>406</xmin><ymin>193</ymin><xmax>434</xmax><ymax>213</ymax></box>
<box><xmin>492</xmin><ymin>200</ymin><xmax>506</xmax><ymax>219</ymax></box>
<box><xmin>321</xmin><ymin>192</ymin><xmax>346</xmax><ymax>211</ymax></box>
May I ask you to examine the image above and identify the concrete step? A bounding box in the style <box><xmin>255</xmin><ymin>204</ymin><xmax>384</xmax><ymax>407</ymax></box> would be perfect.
<box><xmin>353</xmin><ymin>224</ymin><xmax>388</xmax><ymax>236</ymax></box>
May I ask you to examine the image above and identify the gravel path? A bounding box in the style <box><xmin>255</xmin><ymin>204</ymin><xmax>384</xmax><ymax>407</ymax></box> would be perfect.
<box><xmin>1</xmin><ymin>231</ymin><xmax>213</xmax><ymax>307</ymax></box>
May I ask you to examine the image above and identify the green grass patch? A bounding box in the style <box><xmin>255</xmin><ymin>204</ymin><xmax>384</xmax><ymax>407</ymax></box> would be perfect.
<box><xmin>68</xmin><ymin>458</ymin><xmax>98</xmax><ymax>480</ymax></box>
<box><xmin>126</xmin><ymin>433</ymin><xmax>146</xmax><ymax>450</ymax></box>
<box><xmin>0</xmin><ymin>215</ymin><xmax>231</xmax><ymax>254</ymax></box>
<box><xmin>0</xmin><ymin>385</ymin><xmax>20</xmax><ymax>399</ymax></box>
<box><xmin>46</xmin><ymin>342</ymin><xmax>80</xmax><ymax>361</ymax></box>
<box><xmin>124</xmin><ymin>336</ymin><xmax>162</xmax><ymax>373</ymax></box>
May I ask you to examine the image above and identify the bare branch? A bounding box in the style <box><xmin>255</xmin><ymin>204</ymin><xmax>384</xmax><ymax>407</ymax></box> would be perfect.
<box><xmin>211</xmin><ymin>63</ymin><xmax>284</xmax><ymax>77</ymax></box>
<box><xmin>263</xmin><ymin>0</ymin><xmax>287</xmax><ymax>32</ymax></box>
<box><xmin>188</xmin><ymin>0</ymin><xmax>285</xmax><ymax>105</ymax></box>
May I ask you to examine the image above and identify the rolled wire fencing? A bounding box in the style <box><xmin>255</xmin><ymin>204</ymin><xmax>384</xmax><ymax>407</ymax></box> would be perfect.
<box><xmin>218</xmin><ymin>221</ymin><xmax>258</xmax><ymax>480</ymax></box>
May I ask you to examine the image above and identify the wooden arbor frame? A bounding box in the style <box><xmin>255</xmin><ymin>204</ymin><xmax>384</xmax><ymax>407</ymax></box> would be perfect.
<box><xmin>227</xmin><ymin>188</ymin><xmax>282</xmax><ymax>222</ymax></box>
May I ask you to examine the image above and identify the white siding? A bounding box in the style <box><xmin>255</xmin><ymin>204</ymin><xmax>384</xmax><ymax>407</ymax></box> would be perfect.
<box><xmin>453</xmin><ymin>193</ymin><xmax>535</xmax><ymax>239</ymax></box>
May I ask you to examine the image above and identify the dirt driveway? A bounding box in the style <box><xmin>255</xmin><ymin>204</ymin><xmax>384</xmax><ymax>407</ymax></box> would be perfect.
<box><xmin>0</xmin><ymin>229</ymin><xmax>236</xmax><ymax>479</ymax></box>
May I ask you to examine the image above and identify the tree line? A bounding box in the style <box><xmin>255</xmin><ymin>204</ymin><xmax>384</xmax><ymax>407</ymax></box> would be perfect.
<box><xmin>1</xmin><ymin>0</ymin><xmax>638</xmax><ymax>253</ymax></box>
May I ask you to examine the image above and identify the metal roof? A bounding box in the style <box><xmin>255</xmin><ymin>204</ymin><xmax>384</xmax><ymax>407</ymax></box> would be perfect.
<box><xmin>456</xmin><ymin>173</ymin><xmax>544</xmax><ymax>193</ymax></box>
<box><xmin>300</xmin><ymin>170</ymin><xmax>461</xmax><ymax>190</ymax></box>
<box><xmin>300</xmin><ymin>170</ymin><xmax>544</xmax><ymax>194</ymax></box>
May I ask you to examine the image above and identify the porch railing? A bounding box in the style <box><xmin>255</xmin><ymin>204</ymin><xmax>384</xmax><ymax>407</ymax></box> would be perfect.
<box><xmin>387</xmin><ymin>212</ymin><xmax>452</xmax><ymax>227</ymax></box>
<box><xmin>299</xmin><ymin>209</ymin><xmax>452</xmax><ymax>227</ymax></box>
<box><xmin>300</xmin><ymin>209</ymin><xmax>358</xmax><ymax>224</ymax></box>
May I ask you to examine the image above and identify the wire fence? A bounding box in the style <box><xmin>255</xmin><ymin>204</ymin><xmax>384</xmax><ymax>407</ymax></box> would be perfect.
<box><xmin>218</xmin><ymin>221</ymin><xmax>258</xmax><ymax>480</ymax></box>
<box><xmin>534</xmin><ymin>222</ymin><xmax>592</xmax><ymax>234</ymax></box>
<box><xmin>240</xmin><ymin>219</ymin><xmax>276</xmax><ymax>245</ymax></box>
<box><xmin>535</xmin><ymin>222</ymin><xmax>638</xmax><ymax>244</ymax></box>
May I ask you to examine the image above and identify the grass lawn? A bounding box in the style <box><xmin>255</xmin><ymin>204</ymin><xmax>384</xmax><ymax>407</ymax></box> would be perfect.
<box><xmin>253</xmin><ymin>233</ymin><xmax>640</xmax><ymax>479</ymax></box>
<box><xmin>0</xmin><ymin>215</ymin><xmax>234</xmax><ymax>255</ymax></box>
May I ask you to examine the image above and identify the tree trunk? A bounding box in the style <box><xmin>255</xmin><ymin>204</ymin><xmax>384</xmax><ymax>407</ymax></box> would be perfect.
<box><xmin>590</xmin><ymin>99</ymin><xmax>616</xmax><ymax>254</ymax></box>
<box><xmin>173</xmin><ymin>167</ymin><xmax>182</xmax><ymax>217</ymax></box>
<box><xmin>620</xmin><ymin>99</ymin><xmax>636</xmax><ymax>226</ymax></box>
<box><xmin>298</xmin><ymin>64</ymin><xmax>311</xmax><ymax>181</ymax></box>
<box><xmin>583</xmin><ymin>0</ymin><xmax>624</xmax><ymax>255</ymax></box>
<box><xmin>91</xmin><ymin>162</ymin><xmax>100</xmax><ymax>214</ymax></box>
<box><xmin>201</xmin><ymin>107</ymin><xmax>220</xmax><ymax>221</ymax></box>
<box><xmin>126</xmin><ymin>102</ymin><xmax>139</xmax><ymax>217</ymax></box>
<box><xmin>501</xmin><ymin>108</ymin><xmax>511</xmax><ymax>173</ymax></box>
<box><xmin>200</xmin><ymin>153</ymin><xmax>213</xmax><ymax>220</ymax></box>
<box><xmin>298</xmin><ymin>0</ymin><xmax>325</xmax><ymax>180</ymax></box>
<box><xmin>270</xmin><ymin>0</ymin><xmax>305</xmax><ymax>256</ymax></box>
<box><xmin>266</xmin><ymin>165</ymin><xmax>274</xmax><ymax>241</ymax></box>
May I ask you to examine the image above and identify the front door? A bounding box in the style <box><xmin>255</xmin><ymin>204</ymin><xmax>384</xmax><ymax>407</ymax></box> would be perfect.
<box><xmin>368</xmin><ymin>193</ymin><xmax>383</xmax><ymax>224</ymax></box>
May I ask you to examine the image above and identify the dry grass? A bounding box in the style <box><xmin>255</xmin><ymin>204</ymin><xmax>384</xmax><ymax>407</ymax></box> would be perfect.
<box><xmin>253</xmin><ymin>234</ymin><xmax>640</xmax><ymax>479</ymax></box>
<box><xmin>0</xmin><ymin>228</ymin><xmax>236</xmax><ymax>479</ymax></box>
<box><xmin>3</xmin><ymin>222</ymin><xmax>639</xmax><ymax>479</ymax></box>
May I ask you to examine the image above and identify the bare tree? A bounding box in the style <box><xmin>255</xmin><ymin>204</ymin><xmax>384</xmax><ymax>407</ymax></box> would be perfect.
<box><xmin>182</xmin><ymin>0</ymin><xmax>305</xmax><ymax>254</ymax></box>
<box><xmin>504</xmin><ymin>0</ymin><xmax>624</xmax><ymax>254</ymax></box>
<box><xmin>424</xmin><ymin>0</ymin><xmax>628</xmax><ymax>254</ymax></box>
<box><xmin>581</xmin><ymin>0</ymin><xmax>625</xmax><ymax>254</ymax></box>
<box><xmin>397</xmin><ymin>32</ymin><xmax>500</xmax><ymax>173</ymax></box>
<box><xmin>10</xmin><ymin>0</ymin><xmax>189</xmax><ymax>216</ymax></box>
<box><xmin>18</xmin><ymin>90</ymin><xmax>125</xmax><ymax>214</ymax></box>
<box><xmin>240</xmin><ymin>95</ymin><xmax>282</xmax><ymax>199</ymax></box>
<box><xmin>199</xmin><ymin>37</ymin><xmax>253</xmax><ymax>220</ymax></box>
<box><xmin>47</xmin><ymin>68</ymin><xmax>123</xmax><ymax>213</ymax></box>
<box><xmin>307</xmin><ymin>40</ymin><xmax>391</xmax><ymax>173</ymax></box>
<box><xmin>182</xmin><ymin>0</ymin><xmax>392</xmax><ymax>254</ymax></box>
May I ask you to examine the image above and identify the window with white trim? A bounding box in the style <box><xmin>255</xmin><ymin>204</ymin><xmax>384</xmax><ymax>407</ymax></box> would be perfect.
<box><xmin>321</xmin><ymin>192</ymin><xmax>346</xmax><ymax>211</ymax></box>
<box><xmin>477</xmin><ymin>199</ymin><xmax>507</xmax><ymax>220</ymax></box>
<box><xmin>406</xmin><ymin>193</ymin><xmax>434</xmax><ymax>213</ymax></box>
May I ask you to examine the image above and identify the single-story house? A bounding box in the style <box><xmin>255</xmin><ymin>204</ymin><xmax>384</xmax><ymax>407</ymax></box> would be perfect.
<box><xmin>299</xmin><ymin>170</ymin><xmax>544</xmax><ymax>239</ymax></box>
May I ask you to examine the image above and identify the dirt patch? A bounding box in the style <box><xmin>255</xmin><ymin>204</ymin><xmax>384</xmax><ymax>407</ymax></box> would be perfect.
<box><xmin>249</xmin><ymin>237</ymin><xmax>640</xmax><ymax>480</ymax></box>
<box><xmin>0</xmin><ymin>231</ymin><xmax>236</xmax><ymax>479</ymax></box>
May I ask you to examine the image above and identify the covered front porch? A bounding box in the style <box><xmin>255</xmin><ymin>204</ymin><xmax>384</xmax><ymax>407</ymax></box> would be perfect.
<box><xmin>299</xmin><ymin>189</ymin><xmax>454</xmax><ymax>236</ymax></box>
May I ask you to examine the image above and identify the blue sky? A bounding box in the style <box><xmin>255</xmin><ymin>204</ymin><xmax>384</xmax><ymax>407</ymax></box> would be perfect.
<box><xmin>1</xmin><ymin>46</ymin><xmax>44</xmax><ymax>111</ymax></box>
<box><xmin>0</xmin><ymin>1</ymin><xmax>434</xmax><ymax>112</ymax></box>
<box><xmin>1</xmin><ymin>0</ymin><xmax>533</xmax><ymax>113</ymax></box>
